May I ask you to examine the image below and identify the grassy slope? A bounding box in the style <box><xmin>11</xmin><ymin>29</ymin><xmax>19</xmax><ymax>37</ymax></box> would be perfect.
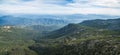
<box><xmin>0</xmin><ymin>26</ymin><xmax>38</xmax><ymax>55</ymax></box>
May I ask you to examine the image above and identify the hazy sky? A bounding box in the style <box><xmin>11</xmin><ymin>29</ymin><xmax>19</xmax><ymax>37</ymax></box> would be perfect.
<box><xmin>0</xmin><ymin>0</ymin><xmax>120</xmax><ymax>15</ymax></box>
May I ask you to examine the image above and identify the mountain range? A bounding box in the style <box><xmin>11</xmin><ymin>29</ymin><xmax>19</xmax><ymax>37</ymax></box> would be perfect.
<box><xmin>40</xmin><ymin>18</ymin><xmax>120</xmax><ymax>39</ymax></box>
<box><xmin>0</xmin><ymin>14</ymin><xmax>119</xmax><ymax>26</ymax></box>
<box><xmin>0</xmin><ymin>16</ymin><xmax>68</xmax><ymax>26</ymax></box>
<box><xmin>0</xmin><ymin>14</ymin><xmax>120</xmax><ymax>55</ymax></box>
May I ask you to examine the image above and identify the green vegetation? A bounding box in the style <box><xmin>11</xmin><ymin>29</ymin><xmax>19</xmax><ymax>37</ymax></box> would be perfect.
<box><xmin>29</xmin><ymin>18</ymin><xmax>120</xmax><ymax>55</ymax></box>
<box><xmin>30</xmin><ymin>24</ymin><xmax>120</xmax><ymax>55</ymax></box>
<box><xmin>0</xmin><ymin>18</ymin><xmax>120</xmax><ymax>55</ymax></box>
<box><xmin>0</xmin><ymin>26</ymin><xmax>38</xmax><ymax>55</ymax></box>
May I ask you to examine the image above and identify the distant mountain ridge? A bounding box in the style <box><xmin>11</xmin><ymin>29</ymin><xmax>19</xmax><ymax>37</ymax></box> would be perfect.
<box><xmin>80</xmin><ymin>18</ymin><xmax>120</xmax><ymax>30</ymax></box>
<box><xmin>18</xmin><ymin>14</ymin><xmax>119</xmax><ymax>23</ymax></box>
<box><xmin>0</xmin><ymin>16</ymin><xmax>68</xmax><ymax>26</ymax></box>
<box><xmin>0</xmin><ymin>14</ymin><xmax>119</xmax><ymax>26</ymax></box>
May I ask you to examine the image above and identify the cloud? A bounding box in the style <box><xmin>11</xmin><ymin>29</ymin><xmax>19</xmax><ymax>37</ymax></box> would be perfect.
<box><xmin>68</xmin><ymin>0</ymin><xmax>120</xmax><ymax>8</ymax></box>
<box><xmin>91</xmin><ymin>0</ymin><xmax>120</xmax><ymax>8</ymax></box>
<box><xmin>0</xmin><ymin>0</ymin><xmax>120</xmax><ymax>15</ymax></box>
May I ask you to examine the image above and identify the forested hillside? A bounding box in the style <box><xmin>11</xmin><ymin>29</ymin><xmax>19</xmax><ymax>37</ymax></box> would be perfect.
<box><xmin>0</xmin><ymin>18</ymin><xmax>120</xmax><ymax>55</ymax></box>
<box><xmin>0</xmin><ymin>26</ymin><xmax>40</xmax><ymax>55</ymax></box>
<box><xmin>30</xmin><ymin>18</ymin><xmax>120</xmax><ymax>55</ymax></box>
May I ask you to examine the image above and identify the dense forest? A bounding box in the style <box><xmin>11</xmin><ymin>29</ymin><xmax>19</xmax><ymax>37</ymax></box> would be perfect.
<box><xmin>0</xmin><ymin>18</ymin><xmax>120</xmax><ymax>55</ymax></box>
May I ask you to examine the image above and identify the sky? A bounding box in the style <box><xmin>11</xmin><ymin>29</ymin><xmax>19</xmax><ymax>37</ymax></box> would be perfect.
<box><xmin>0</xmin><ymin>0</ymin><xmax>120</xmax><ymax>15</ymax></box>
